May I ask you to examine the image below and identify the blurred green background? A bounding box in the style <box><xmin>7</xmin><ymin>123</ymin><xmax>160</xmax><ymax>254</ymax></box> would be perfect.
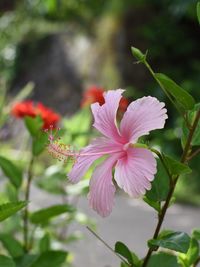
<box><xmin>0</xmin><ymin>0</ymin><xmax>200</xmax><ymax>203</ymax></box>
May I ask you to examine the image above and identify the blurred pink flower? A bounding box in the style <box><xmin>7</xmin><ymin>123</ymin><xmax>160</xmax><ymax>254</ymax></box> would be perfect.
<box><xmin>49</xmin><ymin>90</ymin><xmax>167</xmax><ymax>217</ymax></box>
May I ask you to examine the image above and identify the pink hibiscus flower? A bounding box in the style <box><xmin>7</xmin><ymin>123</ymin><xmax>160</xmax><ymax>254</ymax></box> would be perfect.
<box><xmin>49</xmin><ymin>90</ymin><xmax>167</xmax><ymax>217</ymax></box>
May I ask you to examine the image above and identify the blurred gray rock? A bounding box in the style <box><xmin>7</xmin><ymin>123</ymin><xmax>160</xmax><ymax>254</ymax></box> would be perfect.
<box><xmin>10</xmin><ymin>32</ymin><xmax>87</xmax><ymax>115</ymax></box>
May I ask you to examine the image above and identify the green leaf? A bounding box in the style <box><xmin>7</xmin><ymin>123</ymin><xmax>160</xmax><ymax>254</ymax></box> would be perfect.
<box><xmin>0</xmin><ymin>201</ymin><xmax>27</xmax><ymax>222</ymax></box>
<box><xmin>115</xmin><ymin>241</ymin><xmax>140</xmax><ymax>266</ymax></box>
<box><xmin>24</xmin><ymin>116</ymin><xmax>43</xmax><ymax>137</ymax></box>
<box><xmin>30</xmin><ymin>204</ymin><xmax>75</xmax><ymax>224</ymax></box>
<box><xmin>163</xmin><ymin>154</ymin><xmax>191</xmax><ymax>176</ymax></box>
<box><xmin>63</xmin><ymin>108</ymin><xmax>92</xmax><ymax>147</ymax></box>
<box><xmin>0</xmin><ymin>156</ymin><xmax>23</xmax><ymax>188</ymax></box>
<box><xmin>0</xmin><ymin>234</ymin><xmax>24</xmax><ymax>258</ymax></box>
<box><xmin>15</xmin><ymin>255</ymin><xmax>38</xmax><ymax>267</ymax></box>
<box><xmin>115</xmin><ymin>241</ymin><xmax>133</xmax><ymax>264</ymax></box>
<box><xmin>30</xmin><ymin>250</ymin><xmax>67</xmax><ymax>267</ymax></box>
<box><xmin>148</xmin><ymin>231</ymin><xmax>190</xmax><ymax>253</ymax></box>
<box><xmin>197</xmin><ymin>2</ymin><xmax>200</xmax><ymax>24</ymax></box>
<box><xmin>186</xmin><ymin>238</ymin><xmax>199</xmax><ymax>266</ymax></box>
<box><xmin>147</xmin><ymin>252</ymin><xmax>179</xmax><ymax>267</ymax></box>
<box><xmin>39</xmin><ymin>234</ymin><xmax>50</xmax><ymax>253</ymax></box>
<box><xmin>192</xmin><ymin>228</ymin><xmax>200</xmax><ymax>240</ymax></box>
<box><xmin>6</xmin><ymin>184</ymin><xmax>19</xmax><ymax>202</ymax></box>
<box><xmin>143</xmin><ymin>196</ymin><xmax>160</xmax><ymax>212</ymax></box>
<box><xmin>146</xmin><ymin>159</ymin><xmax>170</xmax><ymax>202</ymax></box>
<box><xmin>0</xmin><ymin>255</ymin><xmax>16</xmax><ymax>267</ymax></box>
<box><xmin>178</xmin><ymin>238</ymin><xmax>199</xmax><ymax>267</ymax></box>
<box><xmin>32</xmin><ymin>132</ymin><xmax>48</xmax><ymax>156</ymax></box>
<box><xmin>155</xmin><ymin>73</ymin><xmax>195</xmax><ymax>111</ymax></box>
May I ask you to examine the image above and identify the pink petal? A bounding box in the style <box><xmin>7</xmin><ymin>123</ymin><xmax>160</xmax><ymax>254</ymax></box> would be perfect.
<box><xmin>115</xmin><ymin>147</ymin><xmax>157</xmax><ymax>197</ymax></box>
<box><xmin>88</xmin><ymin>153</ymin><xmax>121</xmax><ymax>217</ymax></box>
<box><xmin>120</xmin><ymin>96</ymin><xmax>168</xmax><ymax>143</ymax></box>
<box><xmin>91</xmin><ymin>89</ymin><xmax>124</xmax><ymax>143</ymax></box>
<box><xmin>68</xmin><ymin>137</ymin><xmax>122</xmax><ymax>183</ymax></box>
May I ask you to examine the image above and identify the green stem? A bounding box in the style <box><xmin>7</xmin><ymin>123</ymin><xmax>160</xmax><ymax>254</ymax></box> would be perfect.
<box><xmin>28</xmin><ymin>225</ymin><xmax>37</xmax><ymax>250</ymax></box>
<box><xmin>142</xmin><ymin>110</ymin><xmax>200</xmax><ymax>267</ymax></box>
<box><xmin>0</xmin><ymin>80</ymin><xmax>7</xmax><ymax>127</ymax></box>
<box><xmin>23</xmin><ymin>154</ymin><xmax>34</xmax><ymax>252</ymax></box>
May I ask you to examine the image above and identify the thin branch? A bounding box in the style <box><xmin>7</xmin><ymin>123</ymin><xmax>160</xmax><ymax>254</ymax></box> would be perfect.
<box><xmin>187</xmin><ymin>147</ymin><xmax>200</xmax><ymax>161</ymax></box>
<box><xmin>86</xmin><ymin>226</ymin><xmax>131</xmax><ymax>266</ymax></box>
<box><xmin>181</xmin><ymin>110</ymin><xmax>200</xmax><ymax>163</ymax></box>
<box><xmin>23</xmin><ymin>155</ymin><xmax>34</xmax><ymax>252</ymax></box>
<box><xmin>28</xmin><ymin>225</ymin><xmax>37</xmax><ymax>250</ymax></box>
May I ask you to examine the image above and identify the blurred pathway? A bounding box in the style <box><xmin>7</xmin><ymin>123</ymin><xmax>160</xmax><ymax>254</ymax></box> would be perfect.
<box><xmin>32</xmin><ymin>188</ymin><xmax>200</xmax><ymax>267</ymax></box>
<box><xmin>70</xmin><ymin>195</ymin><xmax>200</xmax><ymax>267</ymax></box>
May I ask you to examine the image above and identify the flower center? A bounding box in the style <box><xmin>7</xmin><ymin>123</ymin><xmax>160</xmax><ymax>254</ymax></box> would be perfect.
<box><xmin>46</xmin><ymin>128</ymin><xmax>123</xmax><ymax>162</ymax></box>
<box><xmin>123</xmin><ymin>143</ymin><xmax>130</xmax><ymax>151</ymax></box>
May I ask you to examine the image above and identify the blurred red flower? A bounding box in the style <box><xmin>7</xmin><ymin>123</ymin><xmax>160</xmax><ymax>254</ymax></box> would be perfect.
<box><xmin>81</xmin><ymin>85</ymin><xmax>129</xmax><ymax>112</ymax></box>
<box><xmin>36</xmin><ymin>103</ymin><xmax>60</xmax><ymax>130</ymax></box>
<box><xmin>81</xmin><ymin>86</ymin><xmax>105</xmax><ymax>106</ymax></box>
<box><xmin>11</xmin><ymin>100</ymin><xmax>60</xmax><ymax>130</ymax></box>
<box><xmin>11</xmin><ymin>101</ymin><xmax>36</xmax><ymax>118</ymax></box>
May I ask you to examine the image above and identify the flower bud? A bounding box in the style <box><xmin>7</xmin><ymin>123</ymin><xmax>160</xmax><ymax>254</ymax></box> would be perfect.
<box><xmin>131</xmin><ymin>46</ymin><xmax>147</xmax><ymax>63</ymax></box>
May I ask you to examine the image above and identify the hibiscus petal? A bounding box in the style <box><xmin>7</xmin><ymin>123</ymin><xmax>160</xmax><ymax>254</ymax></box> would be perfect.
<box><xmin>68</xmin><ymin>137</ymin><xmax>122</xmax><ymax>183</ymax></box>
<box><xmin>115</xmin><ymin>147</ymin><xmax>157</xmax><ymax>197</ymax></box>
<box><xmin>91</xmin><ymin>89</ymin><xmax>124</xmax><ymax>143</ymax></box>
<box><xmin>120</xmin><ymin>96</ymin><xmax>168</xmax><ymax>143</ymax></box>
<box><xmin>88</xmin><ymin>153</ymin><xmax>121</xmax><ymax>217</ymax></box>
